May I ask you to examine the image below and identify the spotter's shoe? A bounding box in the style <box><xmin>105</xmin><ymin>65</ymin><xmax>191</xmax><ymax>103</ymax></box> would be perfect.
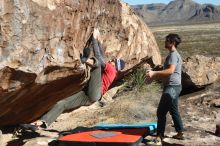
<box><xmin>172</xmin><ymin>132</ymin><xmax>185</xmax><ymax>140</ymax></box>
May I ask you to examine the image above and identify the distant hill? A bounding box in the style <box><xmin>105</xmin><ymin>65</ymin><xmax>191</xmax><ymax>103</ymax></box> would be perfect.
<box><xmin>132</xmin><ymin>0</ymin><xmax>220</xmax><ymax>25</ymax></box>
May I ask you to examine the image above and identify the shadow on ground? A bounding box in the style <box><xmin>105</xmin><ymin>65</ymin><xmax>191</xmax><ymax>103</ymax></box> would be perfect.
<box><xmin>6</xmin><ymin>131</ymin><xmax>41</xmax><ymax>146</ymax></box>
<box><xmin>162</xmin><ymin>141</ymin><xmax>184</xmax><ymax>146</ymax></box>
<box><xmin>1</xmin><ymin>126</ymin><xmax>44</xmax><ymax>146</ymax></box>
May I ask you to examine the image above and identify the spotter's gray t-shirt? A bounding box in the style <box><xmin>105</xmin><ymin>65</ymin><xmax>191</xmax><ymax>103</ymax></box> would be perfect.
<box><xmin>163</xmin><ymin>50</ymin><xmax>182</xmax><ymax>86</ymax></box>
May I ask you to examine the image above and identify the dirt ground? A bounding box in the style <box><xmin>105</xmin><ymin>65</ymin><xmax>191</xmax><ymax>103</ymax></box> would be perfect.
<box><xmin>0</xmin><ymin>82</ymin><xmax>220</xmax><ymax>146</ymax></box>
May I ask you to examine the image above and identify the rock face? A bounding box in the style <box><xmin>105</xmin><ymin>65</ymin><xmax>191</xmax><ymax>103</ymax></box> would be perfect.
<box><xmin>132</xmin><ymin>4</ymin><xmax>166</xmax><ymax>25</ymax></box>
<box><xmin>191</xmin><ymin>4</ymin><xmax>220</xmax><ymax>21</ymax></box>
<box><xmin>0</xmin><ymin>0</ymin><xmax>161</xmax><ymax>126</ymax></box>
<box><xmin>182</xmin><ymin>55</ymin><xmax>220</xmax><ymax>93</ymax></box>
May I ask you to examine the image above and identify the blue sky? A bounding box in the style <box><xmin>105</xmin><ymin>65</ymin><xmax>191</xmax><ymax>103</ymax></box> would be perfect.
<box><xmin>122</xmin><ymin>0</ymin><xmax>220</xmax><ymax>5</ymax></box>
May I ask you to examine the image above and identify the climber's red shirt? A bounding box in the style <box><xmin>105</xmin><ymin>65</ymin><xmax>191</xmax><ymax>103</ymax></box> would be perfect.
<box><xmin>101</xmin><ymin>63</ymin><xmax>117</xmax><ymax>95</ymax></box>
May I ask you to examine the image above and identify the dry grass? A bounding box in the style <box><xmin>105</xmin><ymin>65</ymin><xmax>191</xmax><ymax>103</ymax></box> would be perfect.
<box><xmin>99</xmin><ymin>82</ymin><xmax>162</xmax><ymax>124</ymax></box>
<box><xmin>150</xmin><ymin>23</ymin><xmax>220</xmax><ymax>61</ymax></box>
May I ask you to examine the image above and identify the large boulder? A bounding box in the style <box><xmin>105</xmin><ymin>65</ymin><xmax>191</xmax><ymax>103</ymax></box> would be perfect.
<box><xmin>0</xmin><ymin>0</ymin><xmax>161</xmax><ymax>126</ymax></box>
<box><xmin>182</xmin><ymin>55</ymin><xmax>220</xmax><ymax>93</ymax></box>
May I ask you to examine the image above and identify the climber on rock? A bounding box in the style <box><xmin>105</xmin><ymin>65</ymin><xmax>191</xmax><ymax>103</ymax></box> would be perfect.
<box><xmin>20</xmin><ymin>29</ymin><xmax>125</xmax><ymax>131</ymax></box>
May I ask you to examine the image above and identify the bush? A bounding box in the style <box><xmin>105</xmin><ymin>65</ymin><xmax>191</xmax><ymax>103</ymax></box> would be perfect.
<box><xmin>125</xmin><ymin>68</ymin><xmax>146</xmax><ymax>91</ymax></box>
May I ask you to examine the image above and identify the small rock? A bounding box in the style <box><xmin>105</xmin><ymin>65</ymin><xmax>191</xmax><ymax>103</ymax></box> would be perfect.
<box><xmin>212</xmin><ymin>111</ymin><xmax>218</xmax><ymax>119</ymax></box>
<box><xmin>213</xmin><ymin>99</ymin><xmax>220</xmax><ymax>108</ymax></box>
<box><xmin>37</xmin><ymin>141</ymin><xmax>48</xmax><ymax>145</ymax></box>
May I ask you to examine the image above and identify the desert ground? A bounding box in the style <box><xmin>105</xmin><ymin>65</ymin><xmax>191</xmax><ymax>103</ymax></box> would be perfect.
<box><xmin>1</xmin><ymin>22</ymin><xmax>220</xmax><ymax>146</ymax></box>
<box><xmin>150</xmin><ymin>22</ymin><xmax>220</xmax><ymax>60</ymax></box>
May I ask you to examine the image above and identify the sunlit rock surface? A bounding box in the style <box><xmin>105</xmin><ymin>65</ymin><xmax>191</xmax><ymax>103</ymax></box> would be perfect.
<box><xmin>182</xmin><ymin>55</ymin><xmax>220</xmax><ymax>92</ymax></box>
<box><xmin>0</xmin><ymin>0</ymin><xmax>161</xmax><ymax>126</ymax></box>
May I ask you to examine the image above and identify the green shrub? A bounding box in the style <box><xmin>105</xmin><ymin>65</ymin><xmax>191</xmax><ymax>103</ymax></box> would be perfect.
<box><xmin>125</xmin><ymin>68</ymin><xmax>146</xmax><ymax>91</ymax></box>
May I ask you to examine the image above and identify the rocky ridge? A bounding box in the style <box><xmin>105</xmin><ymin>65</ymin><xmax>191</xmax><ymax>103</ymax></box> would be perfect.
<box><xmin>132</xmin><ymin>0</ymin><xmax>220</xmax><ymax>25</ymax></box>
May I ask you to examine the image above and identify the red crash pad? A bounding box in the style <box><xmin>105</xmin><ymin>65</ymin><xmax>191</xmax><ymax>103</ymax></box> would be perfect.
<box><xmin>58</xmin><ymin>128</ymin><xmax>148</xmax><ymax>146</ymax></box>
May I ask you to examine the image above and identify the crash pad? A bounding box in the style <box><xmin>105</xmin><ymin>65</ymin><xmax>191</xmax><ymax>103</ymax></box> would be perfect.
<box><xmin>58</xmin><ymin>128</ymin><xmax>148</xmax><ymax>146</ymax></box>
<box><xmin>95</xmin><ymin>122</ymin><xmax>157</xmax><ymax>132</ymax></box>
